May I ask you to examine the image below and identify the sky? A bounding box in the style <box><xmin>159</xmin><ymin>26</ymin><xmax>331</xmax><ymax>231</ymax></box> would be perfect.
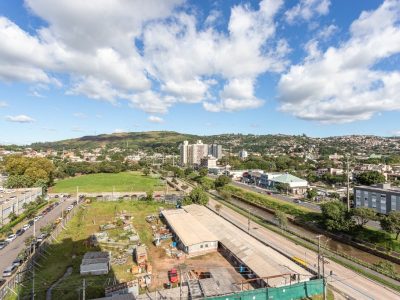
<box><xmin>1</xmin><ymin>0</ymin><xmax>400</xmax><ymax>144</ymax></box>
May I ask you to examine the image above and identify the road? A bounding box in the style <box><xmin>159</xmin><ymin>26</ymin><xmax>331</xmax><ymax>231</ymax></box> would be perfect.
<box><xmin>208</xmin><ymin>198</ymin><xmax>400</xmax><ymax>300</ymax></box>
<box><xmin>0</xmin><ymin>198</ymin><xmax>75</xmax><ymax>277</ymax></box>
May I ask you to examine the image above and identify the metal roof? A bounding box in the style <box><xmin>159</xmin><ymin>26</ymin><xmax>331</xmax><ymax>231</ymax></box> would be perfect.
<box><xmin>162</xmin><ymin>209</ymin><xmax>218</xmax><ymax>246</ymax></box>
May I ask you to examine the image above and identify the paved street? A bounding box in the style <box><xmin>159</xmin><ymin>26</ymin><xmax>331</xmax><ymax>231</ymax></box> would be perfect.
<box><xmin>208</xmin><ymin>198</ymin><xmax>400</xmax><ymax>300</ymax></box>
<box><xmin>0</xmin><ymin>198</ymin><xmax>75</xmax><ymax>277</ymax></box>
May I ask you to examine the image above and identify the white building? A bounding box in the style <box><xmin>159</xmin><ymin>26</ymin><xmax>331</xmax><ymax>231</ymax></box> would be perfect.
<box><xmin>200</xmin><ymin>155</ymin><xmax>218</xmax><ymax>168</ymax></box>
<box><xmin>208</xmin><ymin>144</ymin><xmax>223</xmax><ymax>159</ymax></box>
<box><xmin>180</xmin><ymin>140</ymin><xmax>214</xmax><ymax>166</ymax></box>
<box><xmin>239</xmin><ymin>150</ymin><xmax>248</xmax><ymax>160</ymax></box>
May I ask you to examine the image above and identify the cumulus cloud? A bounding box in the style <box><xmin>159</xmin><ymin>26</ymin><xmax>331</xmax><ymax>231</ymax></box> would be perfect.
<box><xmin>0</xmin><ymin>0</ymin><xmax>288</xmax><ymax>114</ymax></box>
<box><xmin>278</xmin><ymin>0</ymin><xmax>400</xmax><ymax>123</ymax></box>
<box><xmin>148</xmin><ymin>115</ymin><xmax>164</xmax><ymax>123</ymax></box>
<box><xmin>6</xmin><ymin>114</ymin><xmax>35</xmax><ymax>123</ymax></box>
<box><xmin>285</xmin><ymin>0</ymin><xmax>330</xmax><ymax>24</ymax></box>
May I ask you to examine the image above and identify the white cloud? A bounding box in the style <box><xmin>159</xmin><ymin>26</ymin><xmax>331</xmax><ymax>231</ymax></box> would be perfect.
<box><xmin>285</xmin><ymin>0</ymin><xmax>331</xmax><ymax>24</ymax></box>
<box><xmin>113</xmin><ymin>128</ymin><xmax>125</xmax><ymax>133</ymax></box>
<box><xmin>147</xmin><ymin>115</ymin><xmax>164</xmax><ymax>123</ymax></box>
<box><xmin>6</xmin><ymin>114</ymin><xmax>35</xmax><ymax>123</ymax></box>
<box><xmin>0</xmin><ymin>0</ymin><xmax>288</xmax><ymax>115</ymax></box>
<box><xmin>0</xmin><ymin>101</ymin><xmax>7</xmax><ymax>107</ymax></box>
<box><xmin>317</xmin><ymin>24</ymin><xmax>338</xmax><ymax>40</ymax></box>
<box><xmin>278</xmin><ymin>0</ymin><xmax>400</xmax><ymax>123</ymax></box>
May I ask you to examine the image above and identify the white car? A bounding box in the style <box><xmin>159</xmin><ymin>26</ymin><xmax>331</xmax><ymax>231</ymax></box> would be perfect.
<box><xmin>2</xmin><ymin>265</ymin><xmax>17</xmax><ymax>277</ymax></box>
<box><xmin>5</xmin><ymin>234</ymin><xmax>16</xmax><ymax>243</ymax></box>
<box><xmin>23</xmin><ymin>224</ymin><xmax>30</xmax><ymax>231</ymax></box>
<box><xmin>67</xmin><ymin>205</ymin><xmax>73</xmax><ymax>211</ymax></box>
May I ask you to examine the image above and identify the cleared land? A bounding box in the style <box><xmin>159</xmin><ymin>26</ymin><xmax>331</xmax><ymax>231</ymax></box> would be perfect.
<box><xmin>16</xmin><ymin>201</ymin><xmax>242</xmax><ymax>300</ymax></box>
<box><xmin>51</xmin><ymin>172</ymin><xmax>164</xmax><ymax>193</ymax></box>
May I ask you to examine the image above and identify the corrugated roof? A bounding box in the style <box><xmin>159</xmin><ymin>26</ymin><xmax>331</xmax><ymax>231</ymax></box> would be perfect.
<box><xmin>162</xmin><ymin>209</ymin><xmax>218</xmax><ymax>246</ymax></box>
<box><xmin>183</xmin><ymin>204</ymin><xmax>311</xmax><ymax>287</ymax></box>
<box><xmin>272</xmin><ymin>173</ymin><xmax>307</xmax><ymax>184</ymax></box>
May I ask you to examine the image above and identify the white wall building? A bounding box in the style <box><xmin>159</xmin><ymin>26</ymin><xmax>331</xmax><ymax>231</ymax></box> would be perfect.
<box><xmin>239</xmin><ymin>150</ymin><xmax>248</xmax><ymax>160</ymax></box>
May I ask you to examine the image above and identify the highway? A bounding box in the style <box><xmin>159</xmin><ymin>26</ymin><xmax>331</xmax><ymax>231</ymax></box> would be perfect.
<box><xmin>208</xmin><ymin>198</ymin><xmax>400</xmax><ymax>300</ymax></box>
<box><xmin>0</xmin><ymin>198</ymin><xmax>74</xmax><ymax>277</ymax></box>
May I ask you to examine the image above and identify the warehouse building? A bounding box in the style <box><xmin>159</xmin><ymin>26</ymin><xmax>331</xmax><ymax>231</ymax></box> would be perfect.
<box><xmin>162</xmin><ymin>209</ymin><xmax>218</xmax><ymax>257</ymax></box>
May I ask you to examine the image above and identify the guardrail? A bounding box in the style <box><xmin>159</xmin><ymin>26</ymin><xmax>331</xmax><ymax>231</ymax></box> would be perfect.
<box><xmin>0</xmin><ymin>202</ymin><xmax>81</xmax><ymax>300</ymax></box>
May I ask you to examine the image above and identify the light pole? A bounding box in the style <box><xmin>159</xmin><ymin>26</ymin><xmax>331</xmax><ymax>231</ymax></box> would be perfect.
<box><xmin>346</xmin><ymin>155</ymin><xmax>351</xmax><ymax>212</ymax></box>
<box><xmin>316</xmin><ymin>235</ymin><xmax>322</xmax><ymax>278</ymax></box>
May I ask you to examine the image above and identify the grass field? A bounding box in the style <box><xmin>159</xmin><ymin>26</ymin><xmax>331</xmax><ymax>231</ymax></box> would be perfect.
<box><xmin>51</xmin><ymin>172</ymin><xmax>164</xmax><ymax>193</ymax></box>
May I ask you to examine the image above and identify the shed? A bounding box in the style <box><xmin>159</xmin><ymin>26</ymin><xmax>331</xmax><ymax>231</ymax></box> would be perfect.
<box><xmin>80</xmin><ymin>251</ymin><xmax>110</xmax><ymax>276</ymax></box>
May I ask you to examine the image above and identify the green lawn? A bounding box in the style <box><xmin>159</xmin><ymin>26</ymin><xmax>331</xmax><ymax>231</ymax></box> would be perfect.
<box><xmin>51</xmin><ymin>172</ymin><xmax>164</xmax><ymax>193</ymax></box>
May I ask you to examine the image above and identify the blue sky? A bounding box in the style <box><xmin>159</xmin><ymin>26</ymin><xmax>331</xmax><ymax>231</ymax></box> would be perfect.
<box><xmin>0</xmin><ymin>0</ymin><xmax>399</xmax><ymax>144</ymax></box>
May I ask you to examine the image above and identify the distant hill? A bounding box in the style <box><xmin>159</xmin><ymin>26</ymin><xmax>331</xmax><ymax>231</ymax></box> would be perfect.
<box><xmin>30</xmin><ymin>131</ymin><xmax>200</xmax><ymax>153</ymax></box>
<box><xmin>28</xmin><ymin>131</ymin><xmax>400</xmax><ymax>156</ymax></box>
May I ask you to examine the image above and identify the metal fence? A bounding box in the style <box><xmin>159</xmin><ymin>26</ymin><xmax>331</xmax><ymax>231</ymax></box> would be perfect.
<box><xmin>206</xmin><ymin>279</ymin><xmax>324</xmax><ymax>300</ymax></box>
<box><xmin>0</xmin><ymin>203</ymin><xmax>80</xmax><ymax>300</ymax></box>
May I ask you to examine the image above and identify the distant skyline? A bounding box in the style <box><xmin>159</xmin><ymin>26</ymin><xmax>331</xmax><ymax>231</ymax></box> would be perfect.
<box><xmin>1</xmin><ymin>0</ymin><xmax>400</xmax><ymax>144</ymax></box>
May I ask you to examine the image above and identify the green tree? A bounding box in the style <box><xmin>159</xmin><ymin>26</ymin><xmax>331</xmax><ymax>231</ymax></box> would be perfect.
<box><xmin>187</xmin><ymin>187</ymin><xmax>209</xmax><ymax>205</ymax></box>
<box><xmin>215</xmin><ymin>203</ymin><xmax>222</xmax><ymax>215</ymax></box>
<box><xmin>8</xmin><ymin>212</ymin><xmax>18</xmax><ymax>222</ymax></box>
<box><xmin>275</xmin><ymin>211</ymin><xmax>288</xmax><ymax>229</ymax></box>
<box><xmin>306</xmin><ymin>188</ymin><xmax>318</xmax><ymax>200</ymax></box>
<box><xmin>219</xmin><ymin>190</ymin><xmax>232</xmax><ymax>202</ymax></box>
<box><xmin>275</xmin><ymin>182</ymin><xmax>290</xmax><ymax>194</ymax></box>
<box><xmin>184</xmin><ymin>168</ymin><xmax>194</xmax><ymax>177</ymax></box>
<box><xmin>145</xmin><ymin>190</ymin><xmax>153</xmax><ymax>201</ymax></box>
<box><xmin>320</xmin><ymin>201</ymin><xmax>354</xmax><ymax>232</ymax></box>
<box><xmin>214</xmin><ymin>175</ymin><xmax>231</xmax><ymax>189</ymax></box>
<box><xmin>380</xmin><ymin>211</ymin><xmax>400</xmax><ymax>240</ymax></box>
<box><xmin>357</xmin><ymin>171</ymin><xmax>386</xmax><ymax>186</ymax></box>
<box><xmin>198</xmin><ymin>167</ymin><xmax>208</xmax><ymax>177</ymax></box>
<box><xmin>143</xmin><ymin>167</ymin><xmax>150</xmax><ymax>176</ymax></box>
<box><xmin>352</xmin><ymin>207</ymin><xmax>376</xmax><ymax>227</ymax></box>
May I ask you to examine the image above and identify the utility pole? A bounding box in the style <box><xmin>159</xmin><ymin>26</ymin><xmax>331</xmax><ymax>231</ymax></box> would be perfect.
<box><xmin>82</xmin><ymin>279</ymin><xmax>86</xmax><ymax>300</ymax></box>
<box><xmin>76</xmin><ymin>186</ymin><xmax>79</xmax><ymax>204</ymax></box>
<box><xmin>32</xmin><ymin>262</ymin><xmax>35</xmax><ymax>300</ymax></box>
<box><xmin>322</xmin><ymin>254</ymin><xmax>326</xmax><ymax>300</ymax></box>
<box><xmin>346</xmin><ymin>156</ymin><xmax>351</xmax><ymax>212</ymax></box>
<box><xmin>316</xmin><ymin>235</ymin><xmax>322</xmax><ymax>279</ymax></box>
<box><xmin>247</xmin><ymin>208</ymin><xmax>251</xmax><ymax>233</ymax></box>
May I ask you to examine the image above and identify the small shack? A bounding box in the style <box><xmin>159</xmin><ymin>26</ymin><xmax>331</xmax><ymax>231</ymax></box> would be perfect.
<box><xmin>80</xmin><ymin>251</ymin><xmax>110</xmax><ymax>275</ymax></box>
<box><xmin>135</xmin><ymin>245</ymin><xmax>148</xmax><ymax>265</ymax></box>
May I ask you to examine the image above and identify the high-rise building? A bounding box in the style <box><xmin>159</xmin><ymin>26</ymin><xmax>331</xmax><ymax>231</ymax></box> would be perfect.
<box><xmin>179</xmin><ymin>140</ymin><xmax>222</xmax><ymax>166</ymax></box>
<box><xmin>208</xmin><ymin>144</ymin><xmax>223</xmax><ymax>159</ymax></box>
<box><xmin>179</xmin><ymin>140</ymin><xmax>189</xmax><ymax>165</ymax></box>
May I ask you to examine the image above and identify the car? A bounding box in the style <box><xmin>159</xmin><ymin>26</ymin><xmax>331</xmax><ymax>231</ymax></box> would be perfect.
<box><xmin>0</xmin><ymin>240</ymin><xmax>8</xmax><ymax>250</ymax></box>
<box><xmin>12</xmin><ymin>258</ymin><xmax>23</xmax><ymax>268</ymax></box>
<box><xmin>16</xmin><ymin>228</ymin><xmax>25</xmax><ymax>236</ymax></box>
<box><xmin>168</xmin><ymin>268</ymin><xmax>179</xmax><ymax>283</ymax></box>
<box><xmin>294</xmin><ymin>199</ymin><xmax>303</xmax><ymax>204</ymax></box>
<box><xmin>67</xmin><ymin>205</ymin><xmax>73</xmax><ymax>211</ymax></box>
<box><xmin>28</xmin><ymin>220</ymin><xmax>34</xmax><ymax>226</ymax></box>
<box><xmin>23</xmin><ymin>224</ymin><xmax>30</xmax><ymax>231</ymax></box>
<box><xmin>5</xmin><ymin>234</ymin><xmax>17</xmax><ymax>243</ymax></box>
<box><xmin>2</xmin><ymin>265</ymin><xmax>17</xmax><ymax>277</ymax></box>
<box><xmin>54</xmin><ymin>202</ymin><xmax>59</xmax><ymax>206</ymax></box>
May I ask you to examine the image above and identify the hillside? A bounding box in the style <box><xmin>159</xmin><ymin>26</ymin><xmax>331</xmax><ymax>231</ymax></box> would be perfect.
<box><xmin>29</xmin><ymin>131</ymin><xmax>400</xmax><ymax>156</ymax></box>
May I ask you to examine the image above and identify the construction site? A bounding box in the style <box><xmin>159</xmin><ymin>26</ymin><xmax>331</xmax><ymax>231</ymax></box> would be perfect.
<box><xmin>91</xmin><ymin>202</ymin><xmax>320</xmax><ymax>299</ymax></box>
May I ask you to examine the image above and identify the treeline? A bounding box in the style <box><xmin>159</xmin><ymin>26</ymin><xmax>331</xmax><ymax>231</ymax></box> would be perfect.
<box><xmin>53</xmin><ymin>161</ymin><xmax>141</xmax><ymax>178</ymax></box>
<box><xmin>3</xmin><ymin>155</ymin><xmax>54</xmax><ymax>188</ymax></box>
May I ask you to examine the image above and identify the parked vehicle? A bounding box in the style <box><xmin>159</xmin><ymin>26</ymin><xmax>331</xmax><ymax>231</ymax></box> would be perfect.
<box><xmin>168</xmin><ymin>268</ymin><xmax>179</xmax><ymax>283</ymax></box>
<box><xmin>5</xmin><ymin>234</ymin><xmax>17</xmax><ymax>243</ymax></box>
<box><xmin>23</xmin><ymin>224</ymin><xmax>30</xmax><ymax>231</ymax></box>
<box><xmin>16</xmin><ymin>228</ymin><xmax>25</xmax><ymax>236</ymax></box>
<box><xmin>12</xmin><ymin>258</ymin><xmax>23</xmax><ymax>268</ymax></box>
<box><xmin>28</xmin><ymin>220</ymin><xmax>34</xmax><ymax>226</ymax></box>
<box><xmin>0</xmin><ymin>240</ymin><xmax>8</xmax><ymax>250</ymax></box>
<box><xmin>2</xmin><ymin>265</ymin><xmax>17</xmax><ymax>277</ymax></box>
